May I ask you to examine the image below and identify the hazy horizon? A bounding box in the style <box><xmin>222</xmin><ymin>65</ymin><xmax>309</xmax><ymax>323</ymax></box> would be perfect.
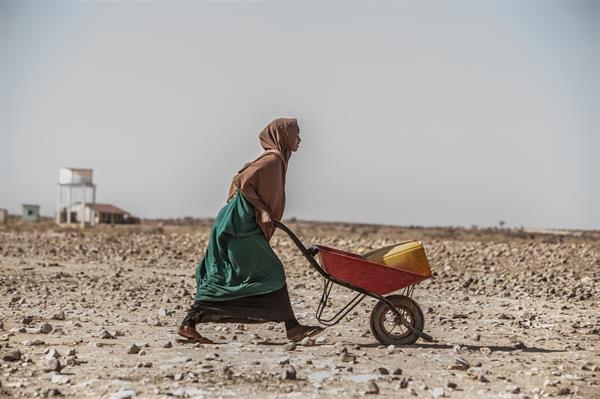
<box><xmin>1</xmin><ymin>1</ymin><xmax>599</xmax><ymax>230</ymax></box>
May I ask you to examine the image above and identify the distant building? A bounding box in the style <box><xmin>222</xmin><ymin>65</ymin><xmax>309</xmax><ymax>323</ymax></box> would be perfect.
<box><xmin>22</xmin><ymin>204</ymin><xmax>40</xmax><ymax>222</ymax></box>
<box><xmin>0</xmin><ymin>208</ymin><xmax>7</xmax><ymax>223</ymax></box>
<box><xmin>63</xmin><ymin>203</ymin><xmax>139</xmax><ymax>225</ymax></box>
<box><xmin>56</xmin><ymin>167</ymin><xmax>96</xmax><ymax>227</ymax></box>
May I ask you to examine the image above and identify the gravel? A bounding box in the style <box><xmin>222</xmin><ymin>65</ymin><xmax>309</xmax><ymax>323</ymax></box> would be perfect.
<box><xmin>0</xmin><ymin>221</ymin><xmax>598</xmax><ymax>398</ymax></box>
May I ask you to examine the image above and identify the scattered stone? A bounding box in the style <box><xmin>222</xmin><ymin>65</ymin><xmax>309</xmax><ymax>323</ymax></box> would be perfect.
<box><xmin>41</xmin><ymin>388</ymin><xmax>63</xmax><ymax>397</ymax></box>
<box><xmin>223</xmin><ymin>365</ymin><xmax>233</xmax><ymax>379</ymax></box>
<box><xmin>479</xmin><ymin>347</ymin><xmax>492</xmax><ymax>355</ymax></box>
<box><xmin>127</xmin><ymin>344</ymin><xmax>141</xmax><ymax>354</ymax></box>
<box><xmin>168</xmin><ymin>387</ymin><xmax>203</xmax><ymax>397</ymax></box>
<box><xmin>340</xmin><ymin>353</ymin><xmax>356</xmax><ymax>363</ymax></box>
<box><xmin>277</xmin><ymin>357</ymin><xmax>290</xmax><ymax>366</ymax></box>
<box><xmin>399</xmin><ymin>378</ymin><xmax>409</xmax><ymax>388</ymax></box>
<box><xmin>52</xmin><ymin>327</ymin><xmax>66</xmax><ymax>336</ymax></box>
<box><xmin>22</xmin><ymin>315</ymin><xmax>34</xmax><ymax>325</ymax></box>
<box><xmin>284</xmin><ymin>342</ymin><xmax>297</xmax><ymax>351</ymax></box>
<box><xmin>392</xmin><ymin>368</ymin><xmax>403</xmax><ymax>375</ymax></box>
<box><xmin>23</xmin><ymin>339</ymin><xmax>46</xmax><ymax>346</ymax></box>
<box><xmin>45</xmin><ymin>349</ymin><xmax>61</xmax><ymax>360</ymax></box>
<box><xmin>447</xmin><ymin>381</ymin><xmax>457</xmax><ymax>389</ymax></box>
<box><xmin>108</xmin><ymin>388</ymin><xmax>137</xmax><ymax>399</ymax></box>
<box><xmin>431</xmin><ymin>387</ymin><xmax>445</xmax><ymax>398</ymax></box>
<box><xmin>281</xmin><ymin>365</ymin><xmax>297</xmax><ymax>380</ymax></box>
<box><xmin>449</xmin><ymin>357</ymin><xmax>470</xmax><ymax>371</ymax></box>
<box><xmin>163</xmin><ymin>341</ymin><xmax>173</xmax><ymax>348</ymax></box>
<box><xmin>51</xmin><ymin>374</ymin><xmax>70</xmax><ymax>385</ymax></box>
<box><xmin>335</xmin><ymin>343</ymin><xmax>348</xmax><ymax>354</ymax></box>
<box><xmin>375</xmin><ymin>367</ymin><xmax>389</xmax><ymax>375</ymax></box>
<box><xmin>97</xmin><ymin>330</ymin><xmax>115</xmax><ymax>339</ymax></box>
<box><xmin>557</xmin><ymin>387</ymin><xmax>571</xmax><ymax>395</ymax></box>
<box><xmin>51</xmin><ymin>311</ymin><xmax>66</xmax><ymax>321</ymax></box>
<box><xmin>38</xmin><ymin>323</ymin><xmax>53</xmax><ymax>334</ymax></box>
<box><xmin>365</xmin><ymin>381</ymin><xmax>379</xmax><ymax>395</ymax></box>
<box><xmin>42</xmin><ymin>358</ymin><xmax>62</xmax><ymax>372</ymax></box>
<box><xmin>505</xmin><ymin>384</ymin><xmax>520</xmax><ymax>394</ymax></box>
<box><xmin>2</xmin><ymin>349</ymin><xmax>22</xmax><ymax>362</ymax></box>
<box><xmin>300</xmin><ymin>337</ymin><xmax>314</xmax><ymax>346</ymax></box>
<box><xmin>513</xmin><ymin>340</ymin><xmax>527</xmax><ymax>349</ymax></box>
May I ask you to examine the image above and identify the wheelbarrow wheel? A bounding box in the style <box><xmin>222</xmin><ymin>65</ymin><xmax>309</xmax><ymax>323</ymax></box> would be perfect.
<box><xmin>370</xmin><ymin>295</ymin><xmax>424</xmax><ymax>345</ymax></box>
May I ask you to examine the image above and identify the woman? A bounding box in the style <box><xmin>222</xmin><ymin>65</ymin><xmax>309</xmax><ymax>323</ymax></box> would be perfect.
<box><xmin>178</xmin><ymin>118</ymin><xmax>323</xmax><ymax>343</ymax></box>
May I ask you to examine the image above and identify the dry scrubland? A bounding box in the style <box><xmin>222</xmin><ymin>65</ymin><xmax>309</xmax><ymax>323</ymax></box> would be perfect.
<box><xmin>0</xmin><ymin>220</ymin><xmax>599</xmax><ymax>398</ymax></box>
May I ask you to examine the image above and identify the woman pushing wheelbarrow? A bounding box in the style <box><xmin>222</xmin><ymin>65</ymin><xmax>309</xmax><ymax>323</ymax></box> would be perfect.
<box><xmin>178</xmin><ymin>117</ymin><xmax>434</xmax><ymax>345</ymax></box>
<box><xmin>178</xmin><ymin>118</ymin><xmax>324</xmax><ymax>343</ymax></box>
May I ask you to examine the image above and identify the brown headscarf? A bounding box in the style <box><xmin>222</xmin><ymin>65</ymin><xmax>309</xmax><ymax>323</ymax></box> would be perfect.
<box><xmin>227</xmin><ymin>118</ymin><xmax>300</xmax><ymax>241</ymax></box>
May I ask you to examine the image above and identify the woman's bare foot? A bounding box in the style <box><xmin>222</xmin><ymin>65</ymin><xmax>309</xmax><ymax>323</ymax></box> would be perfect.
<box><xmin>177</xmin><ymin>325</ymin><xmax>214</xmax><ymax>344</ymax></box>
<box><xmin>286</xmin><ymin>324</ymin><xmax>324</xmax><ymax>342</ymax></box>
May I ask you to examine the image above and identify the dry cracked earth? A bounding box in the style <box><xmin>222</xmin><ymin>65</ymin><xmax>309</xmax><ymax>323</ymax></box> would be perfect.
<box><xmin>0</xmin><ymin>220</ymin><xmax>599</xmax><ymax>398</ymax></box>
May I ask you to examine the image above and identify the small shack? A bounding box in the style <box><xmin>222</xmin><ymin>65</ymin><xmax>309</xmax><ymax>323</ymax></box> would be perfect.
<box><xmin>92</xmin><ymin>204</ymin><xmax>137</xmax><ymax>224</ymax></box>
<box><xmin>22</xmin><ymin>204</ymin><xmax>40</xmax><ymax>222</ymax></box>
<box><xmin>65</xmin><ymin>203</ymin><xmax>138</xmax><ymax>225</ymax></box>
<box><xmin>0</xmin><ymin>208</ymin><xmax>7</xmax><ymax>223</ymax></box>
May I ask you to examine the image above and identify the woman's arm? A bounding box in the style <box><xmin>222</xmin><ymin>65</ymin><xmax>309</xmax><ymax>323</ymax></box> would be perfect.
<box><xmin>232</xmin><ymin>154</ymin><xmax>286</xmax><ymax>240</ymax></box>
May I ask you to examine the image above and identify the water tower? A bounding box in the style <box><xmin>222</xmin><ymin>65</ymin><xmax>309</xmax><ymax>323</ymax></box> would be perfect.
<box><xmin>56</xmin><ymin>168</ymin><xmax>96</xmax><ymax>227</ymax></box>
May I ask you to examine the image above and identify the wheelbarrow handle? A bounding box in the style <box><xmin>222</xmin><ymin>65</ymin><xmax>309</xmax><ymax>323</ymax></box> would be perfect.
<box><xmin>272</xmin><ymin>220</ymin><xmax>329</xmax><ymax>279</ymax></box>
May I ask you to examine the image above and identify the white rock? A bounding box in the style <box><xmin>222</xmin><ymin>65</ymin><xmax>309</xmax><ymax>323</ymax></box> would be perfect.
<box><xmin>51</xmin><ymin>373</ymin><xmax>71</xmax><ymax>385</ymax></box>
<box><xmin>108</xmin><ymin>388</ymin><xmax>137</xmax><ymax>399</ymax></box>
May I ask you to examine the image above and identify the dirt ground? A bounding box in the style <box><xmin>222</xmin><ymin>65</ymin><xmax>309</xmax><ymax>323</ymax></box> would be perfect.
<box><xmin>0</xmin><ymin>220</ymin><xmax>599</xmax><ymax>398</ymax></box>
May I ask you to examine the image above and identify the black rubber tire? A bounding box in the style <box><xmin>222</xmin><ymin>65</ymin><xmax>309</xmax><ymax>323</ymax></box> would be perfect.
<box><xmin>369</xmin><ymin>295</ymin><xmax>425</xmax><ymax>345</ymax></box>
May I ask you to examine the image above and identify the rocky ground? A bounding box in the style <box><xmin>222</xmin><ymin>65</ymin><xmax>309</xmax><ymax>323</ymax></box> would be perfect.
<box><xmin>0</xmin><ymin>220</ymin><xmax>599</xmax><ymax>398</ymax></box>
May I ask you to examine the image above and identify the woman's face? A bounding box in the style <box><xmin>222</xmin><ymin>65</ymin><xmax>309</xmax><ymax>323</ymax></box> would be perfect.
<box><xmin>290</xmin><ymin>128</ymin><xmax>301</xmax><ymax>152</ymax></box>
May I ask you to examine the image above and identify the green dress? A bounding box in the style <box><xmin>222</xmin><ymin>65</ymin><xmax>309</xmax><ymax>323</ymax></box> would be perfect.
<box><xmin>194</xmin><ymin>190</ymin><xmax>286</xmax><ymax>302</ymax></box>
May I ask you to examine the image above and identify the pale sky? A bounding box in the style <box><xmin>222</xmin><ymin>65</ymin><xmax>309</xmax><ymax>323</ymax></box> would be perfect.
<box><xmin>1</xmin><ymin>1</ymin><xmax>598</xmax><ymax>229</ymax></box>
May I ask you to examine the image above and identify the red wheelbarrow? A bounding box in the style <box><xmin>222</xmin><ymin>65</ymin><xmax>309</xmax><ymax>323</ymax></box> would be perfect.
<box><xmin>274</xmin><ymin>220</ymin><xmax>434</xmax><ymax>345</ymax></box>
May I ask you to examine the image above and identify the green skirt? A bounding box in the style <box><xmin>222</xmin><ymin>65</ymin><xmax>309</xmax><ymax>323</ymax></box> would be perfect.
<box><xmin>194</xmin><ymin>191</ymin><xmax>286</xmax><ymax>301</ymax></box>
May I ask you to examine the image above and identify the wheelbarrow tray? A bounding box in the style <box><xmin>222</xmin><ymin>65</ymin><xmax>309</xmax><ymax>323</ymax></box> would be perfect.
<box><xmin>315</xmin><ymin>245</ymin><xmax>431</xmax><ymax>296</ymax></box>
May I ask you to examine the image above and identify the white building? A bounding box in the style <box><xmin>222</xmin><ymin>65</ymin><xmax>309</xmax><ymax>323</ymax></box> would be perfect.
<box><xmin>66</xmin><ymin>203</ymin><xmax>138</xmax><ymax>225</ymax></box>
<box><xmin>56</xmin><ymin>167</ymin><xmax>96</xmax><ymax>227</ymax></box>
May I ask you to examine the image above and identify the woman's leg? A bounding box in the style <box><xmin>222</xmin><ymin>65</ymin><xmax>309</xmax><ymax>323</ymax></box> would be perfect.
<box><xmin>285</xmin><ymin>319</ymin><xmax>299</xmax><ymax>330</ymax></box>
<box><xmin>178</xmin><ymin>286</ymin><xmax>323</xmax><ymax>342</ymax></box>
<box><xmin>285</xmin><ymin>321</ymin><xmax>324</xmax><ymax>342</ymax></box>
<box><xmin>177</xmin><ymin>302</ymin><xmax>214</xmax><ymax>343</ymax></box>
<box><xmin>283</xmin><ymin>310</ymin><xmax>323</xmax><ymax>342</ymax></box>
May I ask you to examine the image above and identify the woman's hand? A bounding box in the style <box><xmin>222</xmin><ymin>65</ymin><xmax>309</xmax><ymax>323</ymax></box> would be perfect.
<box><xmin>260</xmin><ymin>210</ymin><xmax>273</xmax><ymax>226</ymax></box>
